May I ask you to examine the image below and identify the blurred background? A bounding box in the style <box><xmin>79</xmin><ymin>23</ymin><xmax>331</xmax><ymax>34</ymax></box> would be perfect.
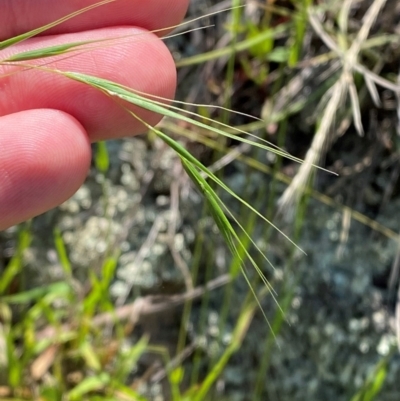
<box><xmin>1</xmin><ymin>0</ymin><xmax>400</xmax><ymax>400</ymax></box>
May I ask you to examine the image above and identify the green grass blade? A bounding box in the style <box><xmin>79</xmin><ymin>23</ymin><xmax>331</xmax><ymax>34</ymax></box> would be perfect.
<box><xmin>2</xmin><ymin>27</ymin><xmax>210</xmax><ymax>63</ymax></box>
<box><xmin>0</xmin><ymin>0</ymin><xmax>117</xmax><ymax>50</ymax></box>
<box><xmin>0</xmin><ymin>225</ymin><xmax>31</xmax><ymax>294</ymax></box>
<box><xmin>67</xmin><ymin>372</ymin><xmax>110</xmax><ymax>400</ymax></box>
<box><xmin>180</xmin><ymin>158</ymin><xmax>280</xmax><ymax>330</ymax></box>
<box><xmin>176</xmin><ymin>22</ymin><xmax>291</xmax><ymax>68</ymax></box>
<box><xmin>28</xmin><ymin>62</ymin><xmax>305</xmax><ymax>260</ymax></box>
<box><xmin>53</xmin><ymin>228</ymin><xmax>72</xmax><ymax>278</ymax></box>
<box><xmin>350</xmin><ymin>351</ymin><xmax>393</xmax><ymax>401</ymax></box>
<box><xmin>3</xmin><ymin>39</ymin><xmax>103</xmax><ymax>62</ymax></box>
<box><xmin>60</xmin><ymin>71</ymin><xmax>312</xmax><ymax>167</ymax></box>
<box><xmin>191</xmin><ymin>295</ymin><xmax>260</xmax><ymax>401</ymax></box>
<box><xmin>1</xmin><ymin>6</ymin><xmax>243</xmax><ymax>64</ymax></box>
<box><xmin>0</xmin><ymin>282</ymin><xmax>70</xmax><ymax>304</ymax></box>
<box><xmin>151</xmin><ymin>128</ymin><xmax>303</xmax><ymax>253</ymax></box>
<box><xmin>6</xmin><ymin>329</ymin><xmax>22</xmax><ymax>387</ymax></box>
<box><xmin>95</xmin><ymin>141</ymin><xmax>110</xmax><ymax>174</ymax></box>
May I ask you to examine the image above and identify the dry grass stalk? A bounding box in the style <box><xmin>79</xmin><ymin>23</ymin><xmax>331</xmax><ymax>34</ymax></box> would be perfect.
<box><xmin>278</xmin><ymin>0</ymin><xmax>388</xmax><ymax>212</ymax></box>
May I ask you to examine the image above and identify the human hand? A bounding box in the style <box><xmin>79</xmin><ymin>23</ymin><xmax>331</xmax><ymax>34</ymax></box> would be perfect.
<box><xmin>0</xmin><ymin>0</ymin><xmax>188</xmax><ymax>230</ymax></box>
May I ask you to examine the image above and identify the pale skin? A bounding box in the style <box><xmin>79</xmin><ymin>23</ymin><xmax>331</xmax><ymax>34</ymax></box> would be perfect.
<box><xmin>0</xmin><ymin>0</ymin><xmax>189</xmax><ymax>230</ymax></box>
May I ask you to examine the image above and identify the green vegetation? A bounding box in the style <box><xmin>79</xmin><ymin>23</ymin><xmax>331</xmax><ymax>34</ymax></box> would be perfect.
<box><xmin>1</xmin><ymin>0</ymin><xmax>400</xmax><ymax>400</ymax></box>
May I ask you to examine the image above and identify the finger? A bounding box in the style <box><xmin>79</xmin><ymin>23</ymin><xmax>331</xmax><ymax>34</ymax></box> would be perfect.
<box><xmin>0</xmin><ymin>109</ymin><xmax>91</xmax><ymax>230</ymax></box>
<box><xmin>1</xmin><ymin>0</ymin><xmax>189</xmax><ymax>40</ymax></box>
<box><xmin>0</xmin><ymin>27</ymin><xmax>176</xmax><ymax>142</ymax></box>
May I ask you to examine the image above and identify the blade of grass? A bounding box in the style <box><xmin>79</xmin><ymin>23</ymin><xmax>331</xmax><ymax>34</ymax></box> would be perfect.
<box><xmin>190</xmin><ymin>287</ymin><xmax>268</xmax><ymax>401</ymax></box>
<box><xmin>178</xmin><ymin>156</ymin><xmax>280</xmax><ymax>333</ymax></box>
<box><xmin>1</xmin><ymin>5</ymin><xmax>246</xmax><ymax>63</ymax></box>
<box><xmin>160</xmin><ymin>118</ymin><xmax>399</xmax><ymax>240</ymax></box>
<box><xmin>0</xmin><ymin>0</ymin><xmax>117</xmax><ymax>50</ymax></box>
<box><xmin>1</xmin><ymin>24</ymin><xmax>215</xmax><ymax>64</ymax></box>
<box><xmin>0</xmin><ymin>225</ymin><xmax>31</xmax><ymax>294</ymax></box>
<box><xmin>152</xmin><ymin>127</ymin><xmax>304</xmax><ymax>254</ymax></box>
<box><xmin>67</xmin><ymin>372</ymin><xmax>110</xmax><ymax>400</ymax></box>
<box><xmin>53</xmin><ymin>228</ymin><xmax>72</xmax><ymax>278</ymax></box>
<box><xmin>18</xmin><ymin>66</ymin><xmax>307</xmax><ymax>253</ymax></box>
<box><xmin>54</xmin><ymin>67</ymin><xmax>328</xmax><ymax>172</ymax></box>
<box><xmin>0</xmin><ymin>282</ymin><xmax>70</xmax><ymax>304</ymax></box>
<box><xmin>58</xmin><ymin>71</ymin><xmax>311</xmax><ymax>167</ymax></box>
<box><xmin>176</xmin><ymin>21</ymin><xmax>291</xmax><ymax>68</ymax></box>
<box><xmin>95</xmin><ymin>141</ymin><xmax>110</xmax><ymax>174</ymax></box>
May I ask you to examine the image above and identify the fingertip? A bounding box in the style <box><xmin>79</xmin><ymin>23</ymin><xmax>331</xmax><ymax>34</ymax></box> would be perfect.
<box><xmin>1</xmin><ymin>27</ymin><xmax>178</xmax><ymax>141</ymax></box>
<box><xmin>0</xmin><ymin>109</ymin><xmax>91</xmax><ymax>230</ymax></box>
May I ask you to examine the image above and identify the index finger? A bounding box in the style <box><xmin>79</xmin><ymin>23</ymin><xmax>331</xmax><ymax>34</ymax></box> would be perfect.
<box><xmin>1</xmin><ymin>0</ymin><xmax>189</xmax><ymax>40</ymax></box>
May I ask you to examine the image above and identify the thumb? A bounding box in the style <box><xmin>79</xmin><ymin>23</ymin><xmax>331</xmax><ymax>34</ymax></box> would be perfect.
<box><xmin>0</xmin><ymin>109</ymin><xmax>91</xmax><ymax>230</ymax></box>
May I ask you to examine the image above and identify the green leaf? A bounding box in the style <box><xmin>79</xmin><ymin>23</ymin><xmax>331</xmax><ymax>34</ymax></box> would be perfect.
<box><xmin>95</xmin><ymin>141</ymin><xmax>110</xmax><ymax>173</ymax></box>
<box><xmin>60</xmin><ymin>71</ymin><xmax>306</xmax><ymax>165</ymax></box>
<box><xmin>114</xmin><ymin>337</ymin><xmax>148</xmax><ymax>382</ymax></box>
<box><xmin>0</xmin><ymin>0</ymin><xmax>117</xmax><ymax>51</ymax></box>
<box><xmin>267</xmin><ymin>47</ymin><xmax>290</xmax><ymax>63</ymax></box>
<box><xmin>171</xmin><ymin>367</ymin><xmax>185</xmax><ymax>385</ymax></box>
<box><xmin>54</xmin><ymin>228</ymin><xmax>72</xmax><ymax>278</ymax></box>
<box><xmin>6</xmin><ymin>329</ymin><xmax>22</xmax><ymax>387</ymax></box>
<box><xmin>68</xmin><ymin>373</ymin><xmax>110</xmax><ymax>400</ymax></box>
<box><xmin>351</xmin><ymin>354</ymin><xmax>391</xmax><ymax>401</ymax></box>
<box><xmin>100</xmin><ymin>255</ymin><xmax>119</xmax><ymax>289</ymax></box>
<box><xmin>0</xmin><ymin>282</ymin><xmax>70</xmax><ymax>304</ymax></box>
<box><xmin>80</xmin><ymin>342</ymin><xmax>102</xmax><ymax>372</ymax></box>
<box><xmin>3</xmin><ymin>40</ymin><xmax>98</xmax><ymax>62</ymax></box>
<box><xmin>0</xmin><ymin>225</ymin><xmax>31</xmax><ymax>294</ymax></box>
<box><xmin>176</xmin><ymin>22</ymin><xmax>290</xmax><ymax>67</ymax></box>
<box><xmin>247</xmin><ymin>24</ymin><xmax>274</xmax><ymax>58</ymax></box>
